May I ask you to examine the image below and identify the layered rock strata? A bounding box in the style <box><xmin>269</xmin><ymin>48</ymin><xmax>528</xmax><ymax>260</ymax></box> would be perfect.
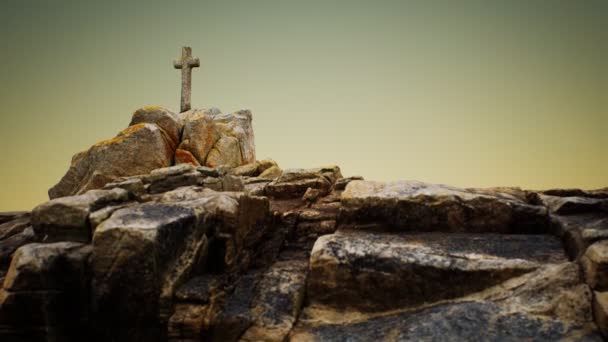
<box><xmin>1</xmin><ymin>105</ymin><xmax>607</xmax><ymax>341</ymax></box>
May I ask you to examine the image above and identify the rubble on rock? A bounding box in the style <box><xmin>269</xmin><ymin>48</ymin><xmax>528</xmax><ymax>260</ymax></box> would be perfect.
<box><xmin>1</xmin><ymin>106</ymin><xmax>607</xmax><ymax>341</ymax></box>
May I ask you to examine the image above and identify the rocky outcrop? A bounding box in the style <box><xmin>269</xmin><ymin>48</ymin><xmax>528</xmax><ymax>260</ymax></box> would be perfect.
<box><xmin>341</xmin><ymin>180</ymin><xmax>548</xmax><ymax>233</ymax></box>
<box><xmin>178</xmin><ymin>108</ymin><xmax>255</xmax><ymax>168</ymax></box>
<box><xmin>3</xmin><ymin>102</ymin><xmax>607</xmax><ymax>341</ymax></box>
<box><xmin>49</xmin><ymin>106</ymin><xmax>256</xmax><ymax>198</ymax></box>
<box><xmin>0</xmin><ymin>242</ymin><xmax>91</xmax><ymax>341</ymax></box>
<box><xmin>3</xmin><ymin>166</ymin><xmax>608</xmax><ymax>341</ymax></box>
<box><xmin>307</xmin><ymin>231</ymin><xmax>562</xmax><ymax>311</ymax></box>
<box><xmin>32</xmin><ymin>188</ymin><xmax>129</xmax><ymax>243</ymax></box>
<box><xmin>49</xmin><ymin>123</ymin><xmax>175</xmax><ymax>198</ymax></box>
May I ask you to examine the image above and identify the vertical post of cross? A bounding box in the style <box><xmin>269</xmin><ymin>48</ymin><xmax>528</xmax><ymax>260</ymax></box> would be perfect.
<box><xmin>173</xmin><ymin>46</ymin><xmax>200</xmax><ymax>112</ymax></box>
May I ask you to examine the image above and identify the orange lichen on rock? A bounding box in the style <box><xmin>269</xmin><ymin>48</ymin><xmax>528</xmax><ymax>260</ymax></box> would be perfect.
<box><xmin>174</xmin><ymin>148</ymin><xmax>201</xmax><ymax>167</ymax></box>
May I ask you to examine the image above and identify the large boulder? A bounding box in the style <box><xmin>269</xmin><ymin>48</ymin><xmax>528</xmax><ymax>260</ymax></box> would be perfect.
<box><xmin>91</xmin><ymin>202</ymin><xmax>203</xmax><ymax>341</ymax></box>
<box><xmin>582</xmin><ymin>240</ymin><xmax>608</xmax><ymax>290</ymax></box>
<box><xmin>0</xmin><ymin>242</ymin><xmax>91</xmax><ymax>341</ymax></box>
<box><xmin>178</xmin><ymin>108</ymin><xmax>255</xmax><ymax>168</ymax></box>
<box><xmin>91</xmin><ymin>189</ymin><xmax>269</xmax><ymax>342</ymax></box>
<box><xmin>307</xmin><ymin>231</ymin><xmax>563</xmax><ymax>311</ymax></box>
<box><xmin>294</xmin><ymin>255</ymin><xmax>598</xmax><ymax>341</ymax></box>
<box><xmin>129</xmin><ymin>106</ymin><xmax>182</xmax><ymax>145</ymax></box>
<box><xmin>340</xmin><ymin>180</ymin><xmax>549</xmax><ymax>233</ymax></box>
<box><xmin>49</xmin><ymin>123</ymin><xmax>175</xmax><ymax>198</ymax></box>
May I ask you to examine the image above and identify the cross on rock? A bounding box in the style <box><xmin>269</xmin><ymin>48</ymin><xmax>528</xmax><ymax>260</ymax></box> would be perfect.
<box><xmin>173</xmin><ymin>46</ymin><xmax>200</xmax><ymax>112</ymax></box>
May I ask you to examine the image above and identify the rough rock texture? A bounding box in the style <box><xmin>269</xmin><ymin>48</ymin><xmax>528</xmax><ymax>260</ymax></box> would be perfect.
<box><xmin>341</xmin><ymin>180</ymin><xmax>548</xmax><ymax>233</ymax></box>
<box><xmin>32</xmin><ymin>188</ymin><xmax>129</xmax><ymax>242</ymax></box>
<box><xmin>4</xmin><ymin>165</ymin><xmax>608</xmax><ymax>341</ymax></box>
<box><xmin>49</xmin><ymin>106</ymin><xmax>256</xmax><ymax>198</ymax></box>
<box><xmin>179</xmin><ymin>108</ymin><xmax>255</xmax><ymax>168</ymax></box>
<box><xmin>0</xmin><ymin>242</ymin><xmax>91</xmax><ymax>341</ymax></box>
<box><xmin>3</xmin><ymin>104</ymin><xmax>607</xmax><ymax>341</ymax></box>
<box><xmin>307</xmin><ymin>231</ymin><xmax>562</xmax><ymax>311</ymax></box>
<box><xmin>49</xmin><ymin>123</ymin><xmax>175</xmax><ymax>198</ymax></box>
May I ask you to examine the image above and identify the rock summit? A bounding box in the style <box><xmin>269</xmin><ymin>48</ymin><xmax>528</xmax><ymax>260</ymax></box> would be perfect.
<box><xmin>1</xmin><ymin>105</ymin><xmax>607</xmax><ymax>341</ymax></box>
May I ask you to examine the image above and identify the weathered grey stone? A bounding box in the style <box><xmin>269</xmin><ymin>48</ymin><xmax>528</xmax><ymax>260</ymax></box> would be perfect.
<box><xmin>0</xmin><ymin>242</ymin><xmax>92</xmax><ymax>341</ymax></box>
<box><xmin>0</xmin><ymin>212</ymin><xmax>29</xmax><ymax>225</ymax></box>
<box><xmin>593</xmin><ymin>291</ymin><xmax>608</xmax><ymax>339</ymax></box>
<box><xmin>49</xmin><ymin>123</ymin><xmax>175</xmax><ymax>198</ymax></box>
<box><xmin>91</xmin><ymin>189</ymin><xmax>269</xmax><ymax>341</ymax></box>
<box><xmin>91</xmin><ymin>202</ymin><xmax>202</xmax><ymax>341</ymax></box>
<box><xmin>200</xmin><ymin>177</ymin><xmax>223</xmax><ymax>191</ymax></box>
<box><xmin>582</xmin><ymin>240</ymin><xmax>608</xmax><ymax>290</ymax></box>
<box><xmin>178</xmin><ymin>108</ymin><xmax>255</xmax><ymax>168</ymax></box>
<box><xmin>298</xmin><ymin>209</ymin><xmax>336</xmax><ymax>222</ymax></box>
<box><xmin>341</xmin><ymin>180</ymin><xmax>548</xmax><ymax>233</ymax></box>
<box><xmin>32</xmin><ymin>188</ymin><xmax>128</xmax><ymax>242</ymax></box>
<box><xmin>259</xmin><ymin>165</ymin><xmax>282</xmax><ymax>179</ymax></box>
<box><xmin>174</xmin><ymin>275</ymin><xmax>222</xmax><ymax>304</ymax></box>
<box><xmin>222</xmin><ymin>175</ymin><xmax>244</xmax><ymax>192</ymax></box>
<box><xmin>244</xmin><ymin>180</ymin><xmax>270</xmax><ymax>196</ymax></box>
<box><xmin>102</xmin><ymin>177</ymin><xmax>146</xmax><ymax>198</ymax></box>
<box><xmin>551</xmin><ymin>213</ymin><xmax>608</xmax><ymax>259</ymax></box>
<box><xmin>292</xmin><ymin>262</ymin><xmax>599</xmax><ymax>341</ymax></box>
<box><xmin>129</xmin><ymin>106</ymin><xmax>181</xmax><ymax>145</ymax></box>
<box><xmin>208</xmin><ymin>271</ymin><xmax>262</xmax><ymax>341</ymax></box>
<box><xmin>240</xmin><ymin>259</ymin><xmax>308</xmax><ymax>342</ymax></box>
<box><xmin>290</xmin><ymin>301</ymin><xmax>600</xmax><ymax>342</ymax></box>
<box><xmin>0</xmin><ymin>227</ymin><xmax>35</xmax><ymax>268</ymax></box>
<box><xmin>205</xmin><ymin>136</ymin><xmax>243</xmax><ymax>168</ymax></box>
<box><xmin>174</xmin><ymin>47</ymin><xmax>200</xmax><ymax>112</ymax></box>
<box><xmin>335</xmin><ymin>176</ymin><xmax>364</xmax><ymax>190</ymax></box>
<box><xmin>148</xmin><ymin>170</ymin><xmax>201</xmax><ymax>194</ymax></box>
<box><xmin>302</xmin><ymin>188</ymin><xmax>324</xmax><ymax>203</ymax></box>
<box><xmin>3</xmin><ymin>242</ymin><xmax>91</xmax><ymax>291</ymax></box>
<box><xmin>144</xmin><ymin>164</ymin><xmax>194</xmax><ymax>183</ymax></box>
<box><xmin>212</xmin><ymin>110</ymin><xmax>255</xmax><ymax>166</ymax></box>
<box><xmin>0</xmin><ymin>216</ymin><xmax>31</xmax><ymax>241</ymax></box>
<box><xmin>197</xmin><ymin>166</ymin><xmax>220</xmax><ymax>178</ymax></box>
<box><xmin>178</xmin><ymin>108</ymin><xmax>220</xmax><ymax>164</ymax></box>
<box><xmin>89</xmin><ymin>202</ymin><xmax>136</xmax><ymax>231</ymax></box>
<box><xmin>543</xmin><ymin>188</ymin><xmax>608</xmax><ymax>199</ymax></box>
<box><xmin>540</xmin><ymin>194</ymin><xmax>608</xmax><ymax>215</ymax></box>
<box><xmin>266</xmin><ymin>166</ymin><xmax>342</xmax><ymax>199</ymax></box>
<box><xmin>230</xmin><ymin>162</ymin><xmax>260</xmax><ymax>177</ymax></box>
<box><xmin>308</xmin><ymin>231</ymin><xmax>565</xmax><ymax>311</ymax></box>
<box><xmin>257</xmin><ymin>159</ymin><xmax>278</xmax><ymax>174</ymax></box>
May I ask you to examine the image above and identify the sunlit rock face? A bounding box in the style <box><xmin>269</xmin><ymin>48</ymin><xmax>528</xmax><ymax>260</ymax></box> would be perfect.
<box><xmin>2</xmin><ymin>105</ymin><xmax>608</xmax><ymax>341</ymax></box>
<box><xmin>49</xmin><ymin>106</ymin><xmax>256</xmax><ymax>199</ymax></box>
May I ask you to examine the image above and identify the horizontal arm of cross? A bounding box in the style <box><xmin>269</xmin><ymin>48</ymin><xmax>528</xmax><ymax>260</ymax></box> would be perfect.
<box><xmin>188</xmin><ymin>58</ymin><xmax>200</xmax><ymax>67</ymax></box>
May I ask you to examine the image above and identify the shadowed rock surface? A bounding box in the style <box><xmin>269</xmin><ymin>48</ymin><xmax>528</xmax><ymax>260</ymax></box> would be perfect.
<box><xmin>1</xmin><ymin>105</ymin><xmax>607</xmax><ymax>341</ymax></box>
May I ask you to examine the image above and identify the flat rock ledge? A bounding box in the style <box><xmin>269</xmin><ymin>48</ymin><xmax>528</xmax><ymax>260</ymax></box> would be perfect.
<box><xmin>0</xmin><ymin>164</ymin><xmax>607</xmax><ymax>341</ymax></box>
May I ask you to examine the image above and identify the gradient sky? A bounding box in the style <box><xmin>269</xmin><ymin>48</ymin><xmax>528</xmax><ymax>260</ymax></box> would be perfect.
<box><xmin>0</xmin><ymin>0</ymin><xmax>606</xmax><ymax>211</ymax></box>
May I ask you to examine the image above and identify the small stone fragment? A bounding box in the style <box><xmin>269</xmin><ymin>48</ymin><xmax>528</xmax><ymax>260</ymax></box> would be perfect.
<box><xmin>259</xmin><ymin>165</ymin><xmax>282</xmax><ymax>179</ymax></box>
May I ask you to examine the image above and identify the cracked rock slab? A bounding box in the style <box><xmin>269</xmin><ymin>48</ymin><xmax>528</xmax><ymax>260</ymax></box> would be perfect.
<box><xmin>308</xmin><ymin>231</ymin><xmax>566</xmax><ymax>311</ymax></box>
<box><xmin>341</xmin><ymin>180</ymin><xmax>548</xmax><ymax>233</ymax></box>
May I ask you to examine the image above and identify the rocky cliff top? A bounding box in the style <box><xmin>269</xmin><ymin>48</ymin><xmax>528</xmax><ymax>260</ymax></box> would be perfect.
<box><xmin>1</xmin><ymin>106</ymin><xmax>607</xmax><ymax>342</ymax></box>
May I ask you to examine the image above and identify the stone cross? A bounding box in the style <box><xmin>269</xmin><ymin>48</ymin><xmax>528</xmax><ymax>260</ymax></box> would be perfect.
<box><xmin>173</xmin><ymin>46</ymin><xmax>200</xmax><ymax>112</ymax></box>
